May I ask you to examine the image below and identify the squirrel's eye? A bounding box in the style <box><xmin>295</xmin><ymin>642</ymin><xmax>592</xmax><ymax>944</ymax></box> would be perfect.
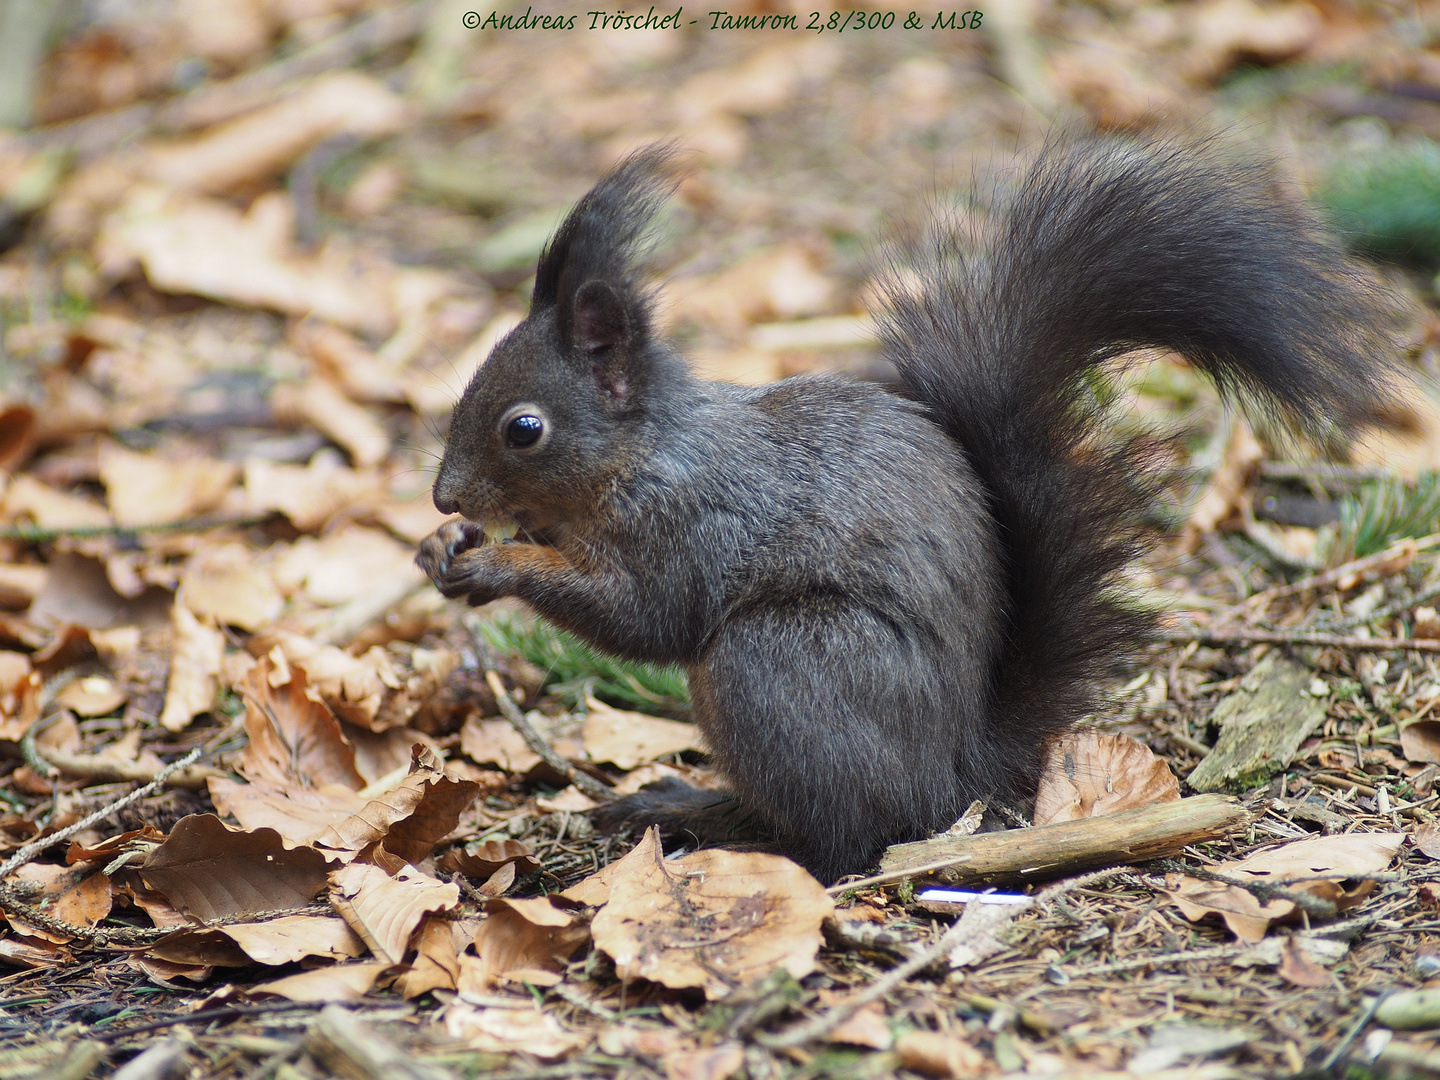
<box><xmin>505</xmin><ymin>414</ymin><xmax>544</xmax><ymax>448</ymax></box>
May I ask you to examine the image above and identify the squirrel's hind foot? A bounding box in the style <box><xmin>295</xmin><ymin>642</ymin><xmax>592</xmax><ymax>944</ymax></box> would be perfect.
<box><xmin>591</xmin><ymin>777</ymin><xmax>774</xmax><ymax>851</ymax></box>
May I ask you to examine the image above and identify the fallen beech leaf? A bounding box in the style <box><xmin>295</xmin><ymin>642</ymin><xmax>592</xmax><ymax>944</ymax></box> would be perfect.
<box><xmin>460</xmin><ymin>717</ymin><xmax>542</xmax><ymax>774</ymax></box>
<box><xmin>534</xmin><ymin>785</ymin><xmax>597</xmax><ymax>813</ymax></box>
<box><xmin>396</xmin><ymin>915</ymin><xmax>461</xmax><ymax>999</ymax></box>
<box><xmin>590</xmin><ymin>827</ymin><xmax>833</xmax><ymax>999</ymax></box>
<box><xmin>443</xmin><ymin>1001</ymin><xmax>587</xmax><ymax>1059</ymax></box>
<box><xmin>463</xmin><ymin>896</ymin><xmax>588</xmax><ymax>989</ymax></box>
<box><xmin>330</xmin><ymin>862</ymin><xmax>459</xmax><ymax>964</ymax></box>
<box><xmin>1278</xmin><ymin>936</ymin><xmax>1333</xmax><ymax>988</ymax></box>
<box><xmin>3</xmin><ymin>865</ymin><xmax>113</xmax><ymax>943</ymax></box>
<box><xmin>97</xmin><ymin>186</ymin><xmax>397</xmax><ymax>334</ymax></box>
<box><xmin>0</xmin><ymin>936</ymin><xmax>68</xmax><ymax>968</ymax></box>
<box><xmin>560</xmin><ymin>826</ymin><xmax>659</xmax><ymax>907</ymax></box>
<box><xmin>139</xmin><ymin>814</ymin><xmax>334</xmax><ymax>920</ymax></box>
<box><xmin>1033</xmin><ymin>731</ymin><xmax>1179</xmax><ymax>825</ymax></box>
<box><xmin>666</xmin><ymin>243</ymin><xmax>837</xmax><ymax>337</ymax></box>
<box><xmin>1402</xmin><ymin>721</ymin><xmax>1440</xmax><ymax>765</ymax></box>
<box><xmin>236</xmin><ymin>656</ymin><xmax>365</xmax><ymax>791</ymax></box>
<box><xmin>314</xmin><ymin>753</ymin><xmax>481</xmax><ymax>864</ymax></box>
<box><xmin>1164</xmin><ymin>832</ymin><xmax>1404</xmax><ymax>941</ymax></box>
<box><xmin>271</xmin><ymin>526</ymin><xmax>424</xmax><ymax>607</ymax></box>
<box><xmin>97</xmin><ymin>441</ymin><xmax>238</xmax><ymax>527</ymax></box>
<box><xmin>143</xmin><ymin>73</ymin><xmax>408</xmax><ymax>195</ymax></box>
<box><xmin>158</xmin><ymin>601</ymin><xmax>224</xmax><ymax>732</ymax></box>
<box><xmin>895</xmin><ymin>1030</ymin><xmax>987</xmax><ymax>1078</ymax></box>
<box><xmin>251</xmin><ymin>961</ymin><xmax>390</xmax><ymax>1003</ymax></box>
<box><xmin>145</xmin><ymin>929</ymin><xmax>254</xmax><ymax>968</ymax></box>
<box><xmin>2</xmin><ymin>474</ymin><xmax>111</xmax><ymax>530</ymax></box>
<box><xmin>1184</xmin><ymin>416</ymin><xmax>1262</xmax><ymax>542</ymax></box>
<box><xmin>437</xmin><ymin>839</ymin><xmax>539</xmax><ymax>880</ymax></box>
<box><xmin>664</xmin><ymin>1043</ymin><xmax>747</xmax><ymax>1080</ymax></box>
<box><xmin>219</xmin><ymin>915</ymin><xmax>366</xmax><ymax>966</ymax></box>
<box><xmin>242</xmin><ymin>456</ymin><xmax>383</xmax><ymax>533</ymax></box>
<box><xmin>581</xmin><ymin>698</ymin><xmax>703</xmax><ymax>770</ymax></box>
<box><xmin>271</xmin><ymin>379</ymin><xmax>390</xmax><ymax>468</ymax></box>
<box><xmin>179</xmin><ymin>543</ymin><xmax>283</xmax><ymax>632</ymax></box>
<box><xmin>1413</xmin><ymin>826</ymin><xmax>1440</xmax><ymax>860</ymax></box>
<box><xmin>53</xmin><ymin>675</ymin><xmax>126</xmax><ymax>718</ymax></box>
<box><xmin>827</xmin><ymin>1004</ymin><xmax>894</xmax><ymax>1050</ymax></box>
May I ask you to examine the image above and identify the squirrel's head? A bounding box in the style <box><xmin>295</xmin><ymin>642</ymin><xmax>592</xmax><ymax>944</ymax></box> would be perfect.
<box><xmin>432</xmin><ymin>146</ymin><xmax>688</xmax><ymax>534</ymax></box>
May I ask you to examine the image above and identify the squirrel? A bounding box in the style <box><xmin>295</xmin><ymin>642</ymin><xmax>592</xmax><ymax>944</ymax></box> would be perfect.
<box><xmin>418</xmin><ymin>137</ymin><xmax>1401</xmax><ymax>885</ymax></box>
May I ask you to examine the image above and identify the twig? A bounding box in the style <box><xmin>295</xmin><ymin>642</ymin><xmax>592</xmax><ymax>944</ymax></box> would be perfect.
<box><xmin>1068</xmin><ymin>943</ymin><xmax>1254</xmax><ymax>976</ymax></box>
<box><xmin>1233</xmin><ymin>534</ymin><xmax>1440</xmax><ymax>614</ymax></box>
<box><xmin>482</xmin><ymin>670</ymin><xmax>612</xmax><ymax>803</ymax></box>
<box><xmin>0</xmin><ymin>716</ymin><xmax>241</xmax><ymax>881</ymax></box>
<box><xmin>1321</xmin><ymin>990</ymin><xmax>1392</xmax><ymax>1072</ymax></box>
<box><xmin>0</xmin><ymin>515</ymin><xmax>269</xmax><ymax>543</ymax></box>
<box><xmin>1162</xmin><ymin>626</ymin><xmax>1440</xmax><ymax>653</ymax></box>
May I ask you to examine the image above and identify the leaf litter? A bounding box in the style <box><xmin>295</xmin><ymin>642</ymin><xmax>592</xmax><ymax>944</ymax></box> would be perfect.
<box><xmin>1</xmin><ymin>2</ymin><xmax>1440</xmax><ymax>1078</ymax></box>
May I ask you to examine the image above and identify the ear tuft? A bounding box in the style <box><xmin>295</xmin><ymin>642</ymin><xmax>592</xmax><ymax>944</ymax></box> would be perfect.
<box><xmin>574</xmin><ymin>279</ymin><xmax>628</xmax><ymax>353</ymax></box>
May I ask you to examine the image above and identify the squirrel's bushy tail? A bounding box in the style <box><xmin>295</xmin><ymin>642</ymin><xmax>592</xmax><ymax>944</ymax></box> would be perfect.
<box><xmin>880</xmin><ymin>136</ymin><xmax>1402</xmax><ymax>802</ymax></box>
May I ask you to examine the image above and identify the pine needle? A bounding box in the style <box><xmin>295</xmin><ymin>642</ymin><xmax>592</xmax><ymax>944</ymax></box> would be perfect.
<box><xmin>477</xmin><ymin>612</ymin><xmax>690</xmax><ymax>715</ymax></box>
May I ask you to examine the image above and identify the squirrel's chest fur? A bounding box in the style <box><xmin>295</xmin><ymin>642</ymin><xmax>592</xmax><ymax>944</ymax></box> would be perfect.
<box><xmin>554</xmin><ymin>375</ymin><xmax>1007</xmax><ymax>669</ymax></box>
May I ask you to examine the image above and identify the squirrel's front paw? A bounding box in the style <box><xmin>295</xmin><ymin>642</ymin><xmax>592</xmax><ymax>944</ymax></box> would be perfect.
<box><xmin>417</xmin><ymin>522</ymin><xmax>515</xmax><ymax>606</ymax></box>
<box><xmin>416</xmin><ymin>520</ymin><xmax>486</xmax><ymax>584</ymax></box>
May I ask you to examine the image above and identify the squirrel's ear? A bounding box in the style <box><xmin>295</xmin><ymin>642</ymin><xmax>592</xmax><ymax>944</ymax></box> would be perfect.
<box><xmin>572</xmin><ymin>279</ymin><xmax>630</xmax><ymax>353</ymax></box>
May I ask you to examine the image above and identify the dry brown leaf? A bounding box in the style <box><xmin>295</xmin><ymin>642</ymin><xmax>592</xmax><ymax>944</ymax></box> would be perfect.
<box><xmin>561</xmin><ymin>827</ymin><xmax>661</xmax><ymax>907</ymax></box>
<box><xmin>460</xmin><ymin>717</ymin><xmax>542</xmax><ymax>774</ymax></box>
<box><xmin>1184</xmin><ymin>416</ymin><xmax>1263</xmax><ymax>542</ymax></box>
<box><xmin>1184</xmin><ymin>0</ymin><xmax>1321</xmax><ymax>83</ymax></box>
<box><xmin>590</xmin><ymin>827</ymin><xmax>833</xmax><ymax>999</ymax></box>
<box><xmin>464</xmin><ymin>896</ymin><xmax>589</xmax><ymax>989</ymax></box>
<box><xmin>1033</xmin><ymin>731</ymin><xmax>1180</xmax><ymax>825</ymax></box>
<box><xmin>235</xmin><ymin>655</ymin><xmax>365</xmax><ymax>790</ymax></box>
<box><xmin>437</xmin><ymin>839</ymin><xmax>539</xmax><ymax>880</ymax></box>
<box><xmin>443</xmin><ymin>1001</ymin><xmax>587</xmax><ymax>1059</ymax></box>
<box><xmin>179</xmin><ymin>543</ymin><xmax>283</xmax><ymax>632</ymax></box>
<box><xmin>53</xmin><ymin>675</ymin><xmax>126</xmax><ymax>717</ymax></box>
<box><xmin>666</xmin><ymin>244</ymin><xmax>837</xmax><ymax>338</ymax></box>
<box><xmin>271</xmin><ymin>379</ymin><xmax>391</xmax><ymax>468</ymax></box>
<box><xmin>158</xmin><ymin>601</ymin><xmax>224</xmax><ymax>732</ymax></box>
<box><xmin>251</xmin><ymin>961</ymin><xmax>390</xmax><ymax>1003</ymax></box>
<box><xmin>1278</xmin><ymin>935</ymin><xmax>1332</xmax><ymax>988</ymax></box>
<box><xmin>1414</xmin><ymin>825</ymin><xmax>1440</xmax><ymax>860</ymax></box>
<box><xmin>827</xmin><ymin>1004</ymin><xmax>894</xmax><ymax>1050</ymax></box>
<box><xmin>97</xmin><ymin>441</ymin><xmax>238</xmax><ymax>528</ymax></box>
<box><xmin>1164</xmin><ymin>832</ymin><xmax>1405</xmax><ymax>941</ymax></box>
<box><xmin>313</xmin><ymin>758</ymin><xmax>481</xmax><ymax>864</ymax></box>
<box><xmin>0</xmin><ymin>563</ymin><xmax>49</xmax><ymax>610</ymax></box>
<box><xmin>271</xmin><ymin>526</ymin><xmax>424</xmax><ymax>606</ymax></box>
<box><xmin>895</xmin><ymin>1030</ymin><xmax>987</xmax><ymax>1078</ymax></box>
<box><xmin>143</xmin><ymin>73</ymin><xmax>408</xmax><ymax>195</ymax></box>
<box><xmin>96</xmin><ymin>185</ymin><xmax>398</xmax><ymax>334</ymax></box>
<box><xmin>396</xmin><ymin>915</ymin><xmax>461</xmax><ymax>999</ymax></box>
<box><xmin>293</xmin><ymin>322</ymin><xmax>410</xmax><ymax>405</ymax></box>
<box><xmin>258</xmin><ymin>630</ymin><xmax>456</xmax><ymax>731</ymax></box>
<box><xmin>219</xmin><ymin>915</ymin><xmax>366</xmax><ymax>966</ymax></box>
<box><xmin>2</xmin><ymin>474</ymin><xmax>111</xmax><ymax>530</ymax></box>
<box><xmin>143</xmin><ymin>929</ymin><xmax>260</xmax><ymax>969</ymax></box>
<box><xmin>242</xmin><ymin>455</ymin><xmax>383</xmax><ymax>533</ymax></box>
<box><xmin>1402</xmin><ymin>721</ymin><xmax>1440</xmax><ymax>765</ymax></box>
<box><xmin>664</xmin><ymin>1044</ymin><xmax>747</xmax><ymax>1080</ymax></box>
<box><xmin>4</xmin><ymin>867</ymin><xmax>113</xmax><ymax>943</ymax></box>
<box><xmin>330</xmin><ymin>862</ymin><xmax>459</xmax><ymax>964</ymax></box>
<box><xmin>581</xmin><ymin>698</ymin><xmax>703</xmax><ymax>770</ymax></box>
<box><xmin>138</xmin><ymin>814</ymin><xmax>334</xmax><ymax>921</ymax></box>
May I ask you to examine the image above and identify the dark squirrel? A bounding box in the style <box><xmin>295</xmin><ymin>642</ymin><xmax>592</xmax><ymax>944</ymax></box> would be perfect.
<box><xmin>418</xmin><ymin>137</ymin><xmax>1400</xmax><ymax>885</ymax></box>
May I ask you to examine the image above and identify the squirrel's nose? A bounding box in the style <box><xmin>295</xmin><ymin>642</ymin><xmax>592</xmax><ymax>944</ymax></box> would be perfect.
<box><xmin>433</xmin><ymin>489</ymin><xmax>459</xmax><ymax>515</ymax></box>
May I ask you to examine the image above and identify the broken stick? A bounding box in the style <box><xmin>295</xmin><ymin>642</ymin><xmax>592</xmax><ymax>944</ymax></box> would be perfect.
<box><xmin>877</xmin><ymin>793</ymin><xmax>1248</xmax><ymax>885</ymax></box>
